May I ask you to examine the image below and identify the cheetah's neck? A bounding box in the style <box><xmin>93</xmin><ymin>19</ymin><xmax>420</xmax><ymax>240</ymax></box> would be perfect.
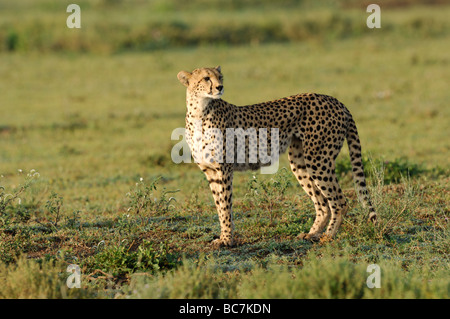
<box><xmin>185</xmin><ymin>91</ymin><xmax>233</xmax><ymax>120</ymax></box>
<box><xmin>185</xmin><ymin>91</ymin><xmax>214</xmax><ymax>119</ymax></box>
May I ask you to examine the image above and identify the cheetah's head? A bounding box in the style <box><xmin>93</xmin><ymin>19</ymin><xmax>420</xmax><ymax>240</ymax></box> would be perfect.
<box><xmin>177</xmin><ymin>66</ymin><xmax>224</xmax><ymax>99</ymax></box>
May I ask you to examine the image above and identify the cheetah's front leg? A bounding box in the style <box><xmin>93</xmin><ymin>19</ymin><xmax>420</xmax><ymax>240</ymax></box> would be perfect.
<box><xmin>203</xmin><ymin>165</ymin><xmax>234</xmax><ymax>247</ymax></box>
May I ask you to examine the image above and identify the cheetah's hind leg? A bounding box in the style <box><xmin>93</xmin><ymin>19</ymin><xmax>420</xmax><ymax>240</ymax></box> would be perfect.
<box><xmin>288</xmin><ymin>137</ymin><xmax>331</xmax><ymax>242</ymax></box>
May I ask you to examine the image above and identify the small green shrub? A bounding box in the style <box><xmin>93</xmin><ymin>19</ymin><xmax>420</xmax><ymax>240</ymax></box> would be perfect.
<box><xmin>335</xmin><ymin>156</ymin><xmax>429</xmax><ymax>185</ymax></box>
<box><xmin>126</xmin><ymin>177</ymin><xmax>179</xmax><ymax>216</ymax></box>
<box><xmin>5</xmin><ymin>30</ymin><xmax>19</xmax><ymax>51</ymax></box>
<box><xmin>0</xmin><ymin>169</ymin><xmax>40</xmax><ymax>217</ymax></box>
<box><xmin>245</xmin><ymin>168</ymin><xmax>295</xmax><ymax>223</ymax></box>
<box><xmin>86</xmin><ymin>240</ymin><xmax>180</xmax><ymax>278</ymax></box>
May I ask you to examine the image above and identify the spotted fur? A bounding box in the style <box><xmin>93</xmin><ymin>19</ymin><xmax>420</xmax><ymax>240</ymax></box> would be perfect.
<box><xmin>177</xmin><ymin>66</ymin><xmax>376</xmax><ymax>247</ymax></box>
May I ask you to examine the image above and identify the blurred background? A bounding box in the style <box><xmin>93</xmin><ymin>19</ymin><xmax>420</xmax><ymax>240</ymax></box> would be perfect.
<box><xmin>0</xmin><ymin>0</ymin><xmax>448</xmax><ymax>53</ymax></box>
<box><xmin>0</xmin><ymin>0</ymin><xmax>449</xmax><ymax>211</ymax></box>
<box><xmin>1</xmin><ymin>0</ymin><xmax>449</xmax><ymax>53</ymax></box>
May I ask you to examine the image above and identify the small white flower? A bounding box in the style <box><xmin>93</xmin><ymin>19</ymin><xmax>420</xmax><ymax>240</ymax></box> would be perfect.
<box><xmin>140</xmin><ymin>177</ymin><xmax>144</xmax><ymax>182</ymax></box>
<box><xmin>18</xmin><ymin>169</ymin><xmax>23</xmax><ymax>173</ymax></box>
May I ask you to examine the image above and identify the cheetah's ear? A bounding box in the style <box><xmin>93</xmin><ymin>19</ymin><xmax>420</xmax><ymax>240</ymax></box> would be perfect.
<box><xmin>215</xmin><ymin>65</ymin><xmax>221</xmax><ymax>73</ymax></box>
<box><xmin>177</xmin><ymin>71</ymin><xmax>192</xmax><ymax>87</ymax></box>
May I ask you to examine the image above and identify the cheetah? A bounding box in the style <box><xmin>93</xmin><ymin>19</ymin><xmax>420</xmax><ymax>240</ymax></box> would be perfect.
<box><xmin>177</xmin><ymin>66</ymin><xmax>377</xmax><ymax>247</ymax></box>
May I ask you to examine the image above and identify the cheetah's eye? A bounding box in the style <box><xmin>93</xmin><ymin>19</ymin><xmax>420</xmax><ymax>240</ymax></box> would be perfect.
<box><xmin>204</xmin><ymin>76</ymin><xmax>210</xmax><ymax>82</ymax></box>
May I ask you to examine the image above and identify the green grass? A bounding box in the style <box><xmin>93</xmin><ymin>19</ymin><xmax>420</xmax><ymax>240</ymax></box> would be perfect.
<box><xmin>0</xmin><ymin>0</ymin><xmax>449</xmax><ymax>299</ymax></box>
<box><xmin>126</xmin><ymin>249</ymin><xmax>449</xmax><ymax>299</ymax></box>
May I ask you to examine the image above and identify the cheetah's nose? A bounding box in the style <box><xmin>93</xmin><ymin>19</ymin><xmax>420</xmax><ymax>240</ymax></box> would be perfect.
<box><xmin>216</xmin><ymin>85</ymin><xmax>223</xmax><ymax>91</ymax></box>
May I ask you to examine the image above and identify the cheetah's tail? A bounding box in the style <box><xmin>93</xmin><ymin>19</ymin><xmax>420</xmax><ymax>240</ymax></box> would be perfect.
<box><xmin>345</xmin><ymin>114</ymin><xmax>377</xmax><ymax>224</ymax></box>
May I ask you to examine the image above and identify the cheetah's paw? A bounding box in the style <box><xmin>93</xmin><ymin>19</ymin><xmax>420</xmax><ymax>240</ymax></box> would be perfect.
<box><xmin>298</xmin><ymin>233</ymin><xmax>322</xmax><ymax>242</ymax></box>
<box><xmin>210</xmin><ymin>238</ymin><xmax>234</xmax><ymax>248</ymax></box>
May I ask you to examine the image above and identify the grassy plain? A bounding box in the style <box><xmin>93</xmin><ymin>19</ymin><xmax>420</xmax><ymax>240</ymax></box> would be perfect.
<box><xmin>0</xmin><ymin>0</ymin><xmax>449</xmax><ymax>298</ymax></box>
